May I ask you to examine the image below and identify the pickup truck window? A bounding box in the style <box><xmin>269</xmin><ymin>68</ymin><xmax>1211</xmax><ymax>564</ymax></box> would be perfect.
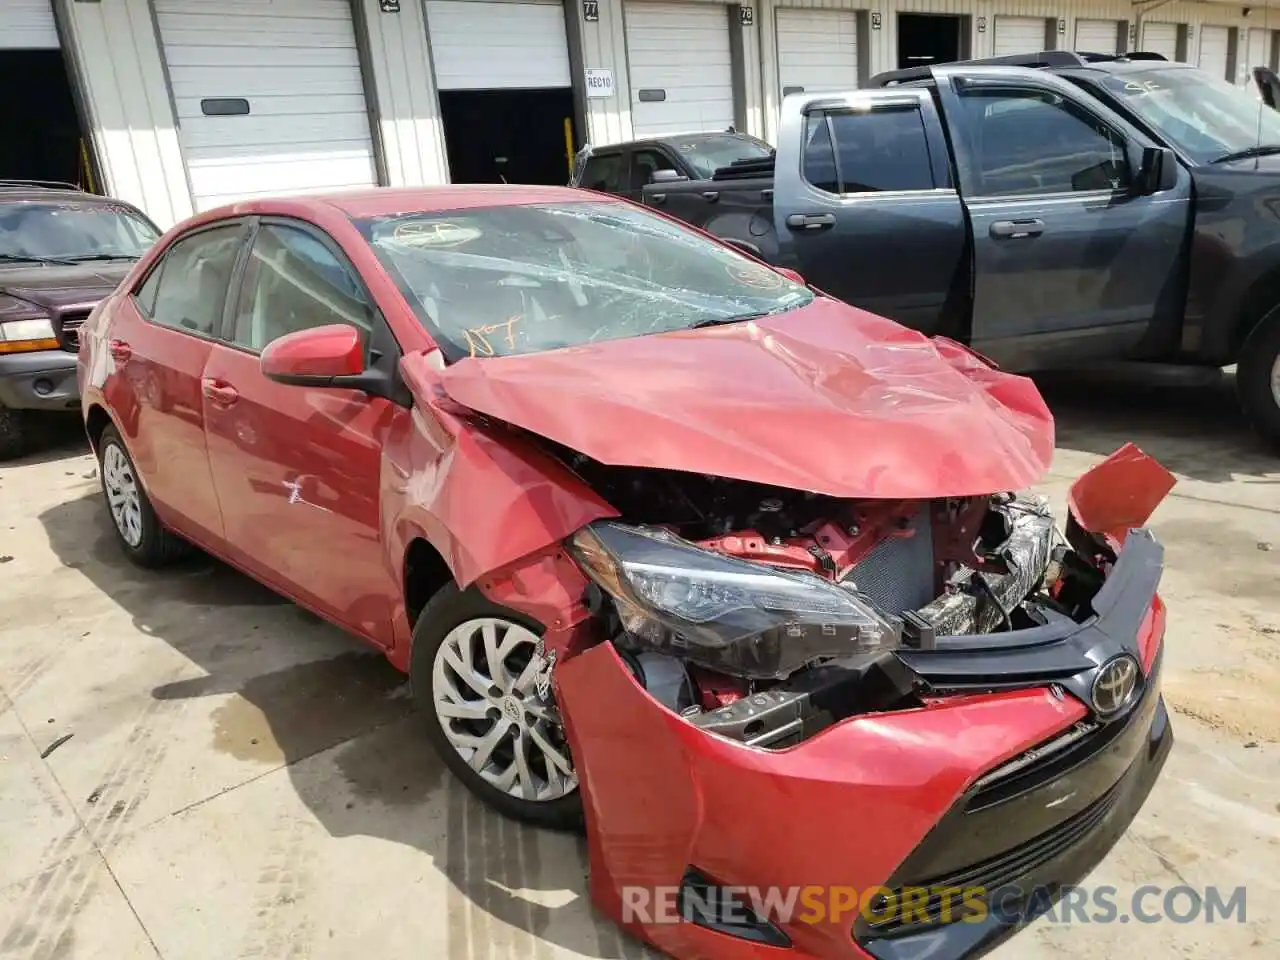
<box><xmin>358</xmin><ymin>201</ymin><xmax>814</xmax><ymax>361</ymax></box>
<box><xmin>956</xmin><ymin>87</ymin><xmax>1129</xmax><ymax>196</ymax></box>
<box><xmin>581</xmin><ymin>152</ymin><xmax>625</xmax><ymax>192</ymax></box>
<box><xmin>801</xmin><ymin>107</ymin><xmax>935</xmax><ymax>194</ymax></box>
<box><xmin>631</xmin><ymin>149</ymin><xmax>674</xmax><ymax>189</ymax></box>
<box><xmin>1095</xmin><ymin>69</ymin><xmax>1280</xmax><ymax>164</ymax></box>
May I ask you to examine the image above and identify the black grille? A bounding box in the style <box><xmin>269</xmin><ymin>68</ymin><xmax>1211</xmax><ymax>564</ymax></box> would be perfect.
<box><xmin>866</xmin><ymin>779</ymin><xmax>1123</xmax><ymax>936</ymax></box>
<box><xmin>56</xmin><ymin>309</ymin><xmax>90</xmax><ymax>352</ymax></box>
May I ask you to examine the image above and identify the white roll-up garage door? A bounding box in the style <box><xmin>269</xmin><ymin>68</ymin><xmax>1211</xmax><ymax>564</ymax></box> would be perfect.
<box><xmin>0</xmin><ymin>1</ymin><xmax>58</xmax><ymax>49</ymax></box>
<box><xmin>776</xmin><ymin>9</ymin><xmax>858</xmax><ymax>98</ymax></box>
<box><xmin>1198</xmin><ymin>25</ymin><xmax>1230</xmax><ymax>80</ymax></box>
<box><xmin>1246</xmin><ymin>28</ymin><xmax>1273</xmax><ymax>89</ymax></box>
<box><xmin>626</xmin><ymin>2</ymin><xmax>736</xmax><ymax>137</ymax></box>
<box><xmin>993</xmin><ymin>16</ymin><xmax>1046</xmax><ymax>57</ymax></box>
<box><xmin>1075</xmin><ymin>19</ymin><xmax>1120</xmax><ymax>55</ymax></box>
<box><xmin>155</xmin><ymin>0</ymin><xmax>378</xmax><ymax>211</ymax></box>
<box><xmin>1248</xmin><ymin>28</ymin><xmax>1272</xmax><ymax>70</ymax></box>
<box><xmin>426</xmin><ymin>1</ymin><xmax>571</xmax><ymax>90</ymax></box>
<box><xmin>1142</xmin><ymin>22</ymin><xmax>1179</xmax><ymax>61</ymax></box>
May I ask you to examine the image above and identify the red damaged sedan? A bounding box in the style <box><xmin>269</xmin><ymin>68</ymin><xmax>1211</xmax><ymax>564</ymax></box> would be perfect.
<box><xmin>78</xmin><ymin>186</ymin><xmax>1174</xmax><ymax>960</ymax></box>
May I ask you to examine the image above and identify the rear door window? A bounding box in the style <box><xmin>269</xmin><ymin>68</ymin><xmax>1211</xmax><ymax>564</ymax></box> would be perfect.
<box><xmin>580</xmin><ymin>152</ymin><xmax>625</xmax><ymax>193</ymax></box>
<box><xmin>802</xmin><ymin>106</ymin><xmax>936</xmax><ymax>194</ymax></box>
<box><xmin>146</xmin><ymin>225</ymin><xmax>246</xmax><ymax>336</ymax></box>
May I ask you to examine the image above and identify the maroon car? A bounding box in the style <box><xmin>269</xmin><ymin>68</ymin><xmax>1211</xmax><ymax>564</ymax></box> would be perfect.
<box><xmin>0</xmin><ymin>180</ymin><xmax>160</xmax><ymax>459</ymax></box>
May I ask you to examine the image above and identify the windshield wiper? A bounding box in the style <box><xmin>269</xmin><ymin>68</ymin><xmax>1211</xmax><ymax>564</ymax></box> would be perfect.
<box><xmin>689</xmin><ymin>312</ymin><xmax>769</xmax><ymax>329</ymax></box>
<box><xmin>1210</xmin><ymin>144</ymin><xmax>1280</xmax><ymax>164</ymax></box>
<box><xmin>0</xmin><ymin>253</ymin><xmax>78</xmax><ymax>266</ymax></box>
<box><xmin>62</xmin><ymin>253</ymin><xmax>139</xmax><ymax>263</ymax></box>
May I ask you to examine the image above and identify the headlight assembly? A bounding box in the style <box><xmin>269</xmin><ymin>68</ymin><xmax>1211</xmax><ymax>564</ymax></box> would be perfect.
<box><xmin>569</xmin><ymin>521</ymin><xmax>902</xmax><ymax>679</ymax></box>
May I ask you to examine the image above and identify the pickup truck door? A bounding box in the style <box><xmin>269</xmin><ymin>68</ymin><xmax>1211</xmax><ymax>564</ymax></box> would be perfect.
<box><xmin>771</xmin><ymin>89</ymin><xmax>968</xmax><ymax>335</ymax></box>
<box><xmin>937</xmin><ymin>70</ymin><xmax>1193</xmax><ymax>369</ymax></box>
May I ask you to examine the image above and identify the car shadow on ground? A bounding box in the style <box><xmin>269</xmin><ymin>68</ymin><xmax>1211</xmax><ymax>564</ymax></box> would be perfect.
<box><xmin>1033</xmin><ymin>366</ymin><xmax>1279</xmax><ymax>484</ymax></box>
<box><xmin>38</xmin><ymin>493</ymin><xmax>651</xmax><ymax>960</ymax></box>
<box><xmin>3</xmin><ymin>413</ymin><xmax>87</xmax><ymax>469</ymax></box>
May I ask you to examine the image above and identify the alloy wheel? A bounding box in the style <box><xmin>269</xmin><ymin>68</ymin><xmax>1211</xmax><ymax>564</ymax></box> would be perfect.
<box><xmin>432</xmin><ymin>617</ymin><xmax>577</xmax><ymax>802</ymax></box>
<box><xmin>102</xmin><ymin>443</ymin><xmax>144</xmax><ymax>548</ymax></box>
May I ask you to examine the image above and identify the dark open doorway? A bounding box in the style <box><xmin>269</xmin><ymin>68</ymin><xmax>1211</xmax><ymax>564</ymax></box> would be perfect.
<box><xmin>897</xmin><ymin>14</ymin><xmax>968</xmax><ymax>69</ymax></box>
<box><xmin>440</xmin><ymin>88</ymin><xmax>576</xmax><ymax>185</ymax></box>
<box><xmin>0</xmin><ymin>49</ymin><xmax>93</xmax><ymax>189</ymax></box>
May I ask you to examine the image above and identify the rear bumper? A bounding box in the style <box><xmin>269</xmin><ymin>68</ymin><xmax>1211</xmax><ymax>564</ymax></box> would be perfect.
<box><xmin>0</xmin><ymin>349</ymin><xmax>79</xmax><ymax>411</ymax></box>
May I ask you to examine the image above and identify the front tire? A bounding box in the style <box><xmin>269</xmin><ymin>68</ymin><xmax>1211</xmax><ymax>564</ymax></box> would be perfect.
<box><xmin>97</xmin><ymin>425</ymin><xmax>189</xmax><ymax>567</ymax></box>
<box><xmin>1238</xmin><ymin>306</ymin><xmax>1280</xmax><ymax>449</ymax></box>
<box><xmin>410</xmin><ymin>584</ymin><xmax>583</xmax><ymax>831</ymax></box>
<box><xmin>0</xmin><ymin>406</ymin><xmax>27</xmax><ymax>461</ymax></box>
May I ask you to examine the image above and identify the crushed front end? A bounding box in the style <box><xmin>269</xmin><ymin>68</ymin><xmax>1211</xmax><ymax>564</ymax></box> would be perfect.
<box><xmin>529</xmin><ymin>444</ymin><xmax>1175</xmax><ymax>960</ymax></box>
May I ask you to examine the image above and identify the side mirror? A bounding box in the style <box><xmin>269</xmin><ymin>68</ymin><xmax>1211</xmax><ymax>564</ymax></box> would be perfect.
<box><xmin>1136</xmin><ymin>146</ymin><xmax>1177</xmax><ymax>196</ymax></box>
<box><xmin>650</xmin><ymin>168</ymin><xmax>688</xmax><ymax>184</ymax></box>
<box><xmin>261</xmin><ymin>324</ymin><xmax>366</xmax><ymax>387</ymax></box>
<box><xmin>775</xmin><ymin>267</ymin><xmax>806</xmax><ymax>285</ymax></box>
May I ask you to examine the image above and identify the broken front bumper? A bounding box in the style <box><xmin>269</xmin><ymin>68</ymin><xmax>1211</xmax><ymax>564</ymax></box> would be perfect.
<box><xmin>555</xmin><ymin>530</ymin><xmax>1170</xmax><ymax>960</ymax></box>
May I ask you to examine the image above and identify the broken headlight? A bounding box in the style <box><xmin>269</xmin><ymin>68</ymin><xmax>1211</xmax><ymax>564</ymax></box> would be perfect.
<box><xmin>569</xmin><ymin>521</ymin><xmax>901</xmax><ymax>680</ymax></box>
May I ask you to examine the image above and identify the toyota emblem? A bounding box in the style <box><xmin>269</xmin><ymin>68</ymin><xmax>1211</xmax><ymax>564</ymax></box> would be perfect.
<box><xmin>1091</xmin><ymin>655</ymin><xmax>1140</xmax><ymax>716</ymax></box>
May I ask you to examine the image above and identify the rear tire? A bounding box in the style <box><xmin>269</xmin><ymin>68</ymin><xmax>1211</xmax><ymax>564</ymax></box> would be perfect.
<box><xmin>0</xmin><ymin>406</ymin><xmax>28</xmax><ymax>461</ymax></box>
<box><xmin>1237</xmin><ymin>306</ymin><xmax>1280</xmax><ymax>449</ymax></box>
<box><xmin>410</xmin><ymin>584</ymin><xmax>583</xmax><ymax>832</ymax></box>
<box><xmin>97</xmin><ymin>425</ymin><xmax>190</xmax><ymax>567</ymax></box>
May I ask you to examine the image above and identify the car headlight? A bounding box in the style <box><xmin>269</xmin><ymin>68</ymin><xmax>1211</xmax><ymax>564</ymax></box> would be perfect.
<box><xmin>0</xmin><ymin>317</ymin><xmax>59</xmax><ymax>354</ymax></box>
<box><xmin>570</xmin><ymin>521</ymin><xmax>902</xmax><ymax>680</ymax></box>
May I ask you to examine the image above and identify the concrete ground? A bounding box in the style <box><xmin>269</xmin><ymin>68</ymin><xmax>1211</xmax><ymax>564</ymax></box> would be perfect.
<box><xmin>1</xmin><ymin>368</ymin><xmax>1278</xmax><ymax>960</ymax></box>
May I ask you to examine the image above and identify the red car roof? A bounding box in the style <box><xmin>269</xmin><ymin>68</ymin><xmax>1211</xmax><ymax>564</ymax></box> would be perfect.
<box><xmin>216</xmin><ymin>184</ymin><xmax>599</xmax><ymax>221</ymax></box>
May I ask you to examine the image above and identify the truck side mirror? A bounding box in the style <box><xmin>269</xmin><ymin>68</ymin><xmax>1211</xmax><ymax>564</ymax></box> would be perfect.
<box><xmin>1136</xmin><ymin>146</ymin><xmax>1177</xmax><ymax>195</ymax></box>
<box><xmin>650</xmin><ymin>168</ymin><xmax>688</xmax><ymax>184</ymax></box>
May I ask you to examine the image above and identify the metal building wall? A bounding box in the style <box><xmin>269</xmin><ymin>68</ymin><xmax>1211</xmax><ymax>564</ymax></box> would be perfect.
<box><xmin>355</xmin><ymin>0</ymin><xmax>450</xmax><ymax>186</ymax></box>
<box><xmin>56</xmin><ymin>0</ymin><xmax>194</xmax><ymax>228</ymax></box>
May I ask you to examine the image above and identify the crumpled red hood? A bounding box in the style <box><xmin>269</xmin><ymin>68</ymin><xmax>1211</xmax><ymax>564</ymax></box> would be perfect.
<box><xmin>437</xmin><ymin>297</ymin><xmax>1054</xmax><ymax>499</ymax></box>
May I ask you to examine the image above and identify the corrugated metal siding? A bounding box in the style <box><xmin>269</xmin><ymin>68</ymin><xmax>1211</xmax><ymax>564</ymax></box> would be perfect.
<box><xmin>580</xmin><ymin>0</ymin><xmax>634</xmax><ymax>144</ymax></box>
<box><xmin>59</xmin><ymin>0</ymin><xmax>193</xmax><ymax>227</ymax></box>
<box><xmin>0</xmin><ymin>0</ymin><xmax>59</xmax><ymax>49</ymax></box>
<box><xmin>355</xmin><ymin>0</ymin><xmax>449</xmax><ymax>186</ymax></box>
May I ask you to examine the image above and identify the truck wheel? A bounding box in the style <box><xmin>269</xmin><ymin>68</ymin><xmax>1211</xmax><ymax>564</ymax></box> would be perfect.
<box><xmin>1238</xmin><ymin>306</ymin><xmax>1280</xmax><ymax>449</ymax></box>
<box><xmin>97</xmin><ymin>425</ymin><xmax>190</xmax><ymax>567</ymax></box>
<box><xmin>410</xmin><ymin>584</ymin><xmax>583</xmax><ymax>832</ymax></box>
<box><xmin>0</xmin><ymin>406</ymin><xmax>27</xmax><ymax>461</ymax></box>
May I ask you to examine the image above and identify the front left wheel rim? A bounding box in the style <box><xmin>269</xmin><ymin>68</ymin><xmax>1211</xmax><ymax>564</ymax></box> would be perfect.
<box><xmin>102</xmin><ymin>443</ymin><xmax>144</xmax><ymax>548</ymax></box>
<box><xmin>432</xmin><ymin>617</ymin><xmax>577</xmax><ymax>802</ymax></box>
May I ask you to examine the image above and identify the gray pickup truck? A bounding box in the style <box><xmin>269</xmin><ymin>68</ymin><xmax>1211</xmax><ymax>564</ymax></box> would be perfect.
<box><xmin>603</xmin><ymin>51</ymin><xmax>1280</xmax><ymax>449</ymax></box>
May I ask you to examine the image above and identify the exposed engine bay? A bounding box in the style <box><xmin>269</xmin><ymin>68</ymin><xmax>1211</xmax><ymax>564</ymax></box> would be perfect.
<box><xmin>545</xmin><ymin>442</ymin><xmax>1121</xmax><ymax>751</ymax></box>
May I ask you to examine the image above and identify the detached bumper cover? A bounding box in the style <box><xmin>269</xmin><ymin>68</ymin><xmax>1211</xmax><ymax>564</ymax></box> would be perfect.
<box><xmin>0</xmin><ymin>349</ymin><xmax>79</xmax><ymax>411</ymax></box>
<box><xmin>556</xmin><ymin>529</ymin><xmax>1170</xmax><ymax>960</ymax></box>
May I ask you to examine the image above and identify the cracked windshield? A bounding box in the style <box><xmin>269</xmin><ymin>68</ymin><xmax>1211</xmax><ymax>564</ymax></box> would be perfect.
<box><xmin>356</xmin><ymin>201</ymin><xmax>812</xmax><ymax>360</ymax></box>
